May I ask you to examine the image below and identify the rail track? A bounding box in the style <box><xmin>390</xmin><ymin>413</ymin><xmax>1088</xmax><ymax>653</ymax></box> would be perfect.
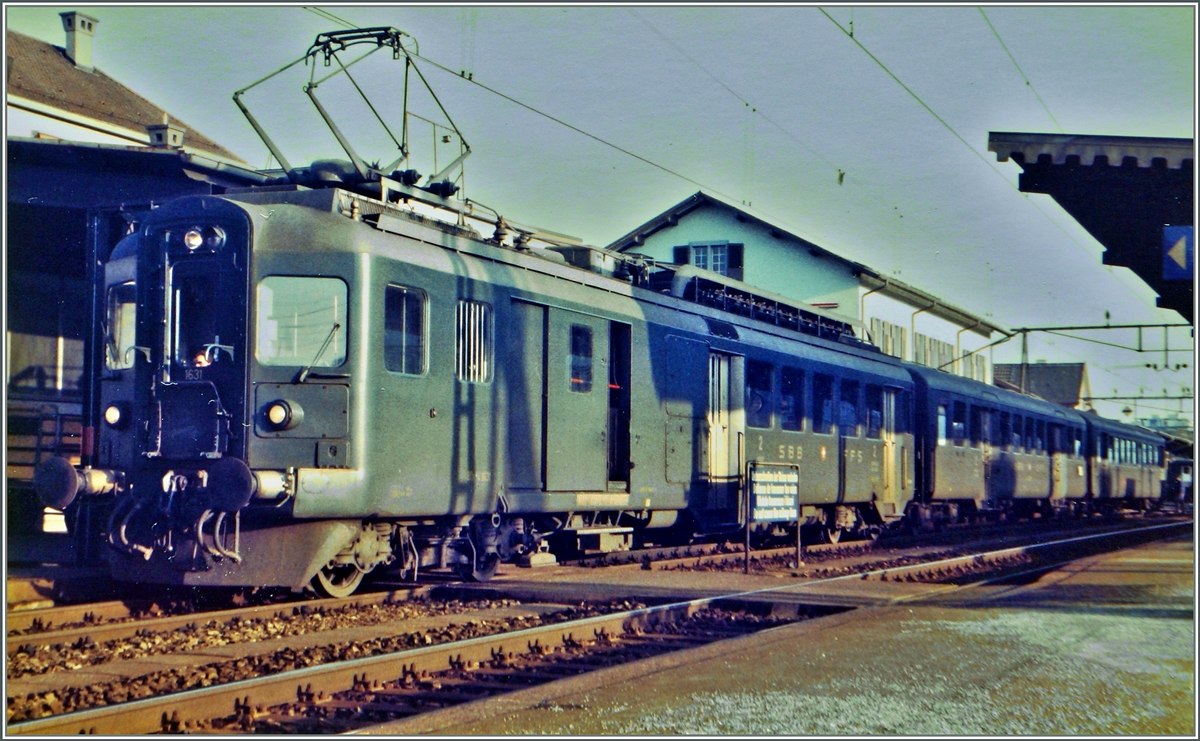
<box><xmin>6</xmin><ymin>516</ymin><xmax>1190</xmax><ymax>734</ymax></box>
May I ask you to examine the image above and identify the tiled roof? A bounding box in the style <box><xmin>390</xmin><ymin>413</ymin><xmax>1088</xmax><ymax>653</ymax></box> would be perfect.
<box><xmin>5</xmin><ymin>29</ymin><xmax>244</xmax><ymax>163</ymax></box>
<box><xmin>994</xmin><ymin>363</ymin><xmax>1089</xmax><ymax>407</ymax></box>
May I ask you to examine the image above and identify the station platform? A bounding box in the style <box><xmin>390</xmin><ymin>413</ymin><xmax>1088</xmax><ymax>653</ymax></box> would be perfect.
<box><xmin>371</xmin><ymin>535</ymin><xmax>1196</xmax><ymax>735</ymax></box>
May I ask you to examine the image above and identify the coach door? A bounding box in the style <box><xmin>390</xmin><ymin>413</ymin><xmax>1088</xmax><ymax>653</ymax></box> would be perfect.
<box><xmin>545</xmin><ymin>309</ymin><xmax>609</xmax><ymax>491</ymax></box>
<box><xmin>881</xmin><ymin>388</ymin><xmax>899</xmax><ymax>505</ymax></box>
<box><xmin>707</xmin><ymin>352</ymin><xmax>741</xmax><ymax>514</ymax></box>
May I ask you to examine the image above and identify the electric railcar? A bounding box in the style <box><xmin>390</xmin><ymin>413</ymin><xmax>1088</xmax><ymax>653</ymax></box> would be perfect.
<box><xmin>34</xmin><ymin>183</ymin><xmax>1166</xmax><ymax>596</ymax></box>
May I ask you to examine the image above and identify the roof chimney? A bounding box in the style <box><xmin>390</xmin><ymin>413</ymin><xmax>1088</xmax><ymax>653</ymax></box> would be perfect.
<box><xmin>147</xmin><ymin>114</ymin><xmax>186</xmax><ymax>149</ymax></box>
<box><xmin>59</xmin><ymin>11</ymin><xmax>99</xmax><ymax>72</ymax></box>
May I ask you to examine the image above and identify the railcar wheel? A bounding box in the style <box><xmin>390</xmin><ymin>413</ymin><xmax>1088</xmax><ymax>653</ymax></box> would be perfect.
<box><xmin>314</xmin><ymin>564</ymin><xmax>365</xmax><ymax>598</ymax></box>
<box><xmin>823</xmin><ymin>526</ymin><xmax>842</xmax><ymax>544</ymax></box>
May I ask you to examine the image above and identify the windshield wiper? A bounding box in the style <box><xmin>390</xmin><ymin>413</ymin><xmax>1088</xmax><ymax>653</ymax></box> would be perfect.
<box><xmin>297</xmin><ymin>322</ymin><xmax>341</xmax><ymax>383</ymax></box>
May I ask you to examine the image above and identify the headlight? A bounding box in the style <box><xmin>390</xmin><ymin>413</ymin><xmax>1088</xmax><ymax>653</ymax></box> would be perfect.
<box><xmin>104</xmin><ymin>403</ymin><xmax>129</xmax><ymax>428</ymax></box>
<box><xmin>182</xmin><ymin>225</ymin><xmax>226</xmax><ymax>252</ymax></box>
<box><xmin>263</xmin><ymin>399</ymin><xmax>303</xmax><ymax>431</ymax></box>
<box><xmin>183</xmin><ymin>228</ymin><xmax>204</xmax><ymax>251</ymax></box>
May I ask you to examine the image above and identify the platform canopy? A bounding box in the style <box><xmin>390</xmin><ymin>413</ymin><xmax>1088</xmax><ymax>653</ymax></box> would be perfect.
<box><xmin>988</xmin><ymin>132</ymin><xmax>1194</xmax><ymax>323</ymax></box>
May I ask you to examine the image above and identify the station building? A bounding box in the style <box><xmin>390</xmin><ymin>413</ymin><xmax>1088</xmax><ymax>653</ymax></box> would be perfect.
<box><xmin>608</xmin><ymin>191</ymin><xmax>1007</xmax><ymax>383</ymax></box>
<box><xmin>5</xmin><ymin>12</ymin><xmax>262</xmax><ymax>538</ymax></box>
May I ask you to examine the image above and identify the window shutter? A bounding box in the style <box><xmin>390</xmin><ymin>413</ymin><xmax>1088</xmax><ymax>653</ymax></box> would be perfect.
<box><xmin>728</xmin><ymin>243</ymin><xmax>744</xmax><ymax>280</ymax></box>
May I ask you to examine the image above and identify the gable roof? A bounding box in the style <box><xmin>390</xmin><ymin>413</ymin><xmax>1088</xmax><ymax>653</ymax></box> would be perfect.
<box><xmin>608</xmin><ymin>190</ymin><xmax>1009</xmax><ymax>337</ymax></box>
<box><xmin>994</xmin><ymin>362</ymin><xmax>1090</xmax><ymax>408</ymax></box>
<box><xmin>5</xmin><ymin>29</ymin><xmax>244</xmax><ymax>163</ymax></box>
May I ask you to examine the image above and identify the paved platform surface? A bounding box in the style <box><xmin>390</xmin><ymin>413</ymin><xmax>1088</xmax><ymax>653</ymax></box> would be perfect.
<box><xmin>376</xmin><ymin>536</ymin><xmax>1195</xmax><ymax>735</ymax></box>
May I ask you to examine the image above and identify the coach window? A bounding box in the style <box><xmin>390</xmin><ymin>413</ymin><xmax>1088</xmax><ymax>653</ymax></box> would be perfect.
<box><xmin>569</xmin><ymin>325</ymin><xmax>593</xmax><ymax>392</ymax></box>
<box><xmin>968</xmin><ymin>406</ymin><xmax>983</xmax><ymax>448</ymax></box>
<box><xmin>105</xmin><ymin>282</ymin><xmax>137</xmax><ymax>370</ymax></box>
<box><xmin>864</xmin><ymin>385</ymin><xmax>883</xmax><ymax>439</ymax></box>
<box><xmin>998</xmin><ymin>412</ymin><xmax>1012</xmax><ymax>450</ymax></box>
<box><xmin>746</xmin><ymin>360</ymin><xmax>773</xmax><ymax>428</ymax></box>
<box><xmin>895</xmin><ymin>391</ymin><xmax>910</xmax><ymax>434</ymax></box>
<box><xmin>839</xmin><ymin>380</ymin><xmax>860</xmax><ymax>437</ymax></box>
<box><xmin>813</xmin><ymin>373</ymin><xmax>834</xmax><ymax>434</ymax></box>
<box><xmin>937</xmin><ymin>405</ymin><xmax>948</xmax><ymax>446</ymax></box>
<box><xmin>1035</xmin><ymin>420</ymin><xmax>1046</xmax><ymax>452</ymax></box>
<box><xmin>384</xmin><ymin>285</ymin><xmax>426</xmax><ymax>375</ymax></box>
<box><xmin>256</xmin><ymin>277</ymin><xmax>348</xmax><ymax>367</ymax></box>
<box><xmin>779</xmin><ymin>367</ymin><xmax>804</xmax><ymax>431</ymax></box>
<box><xmin>1010</xmin><ymin>414</ymin><xmax>1023</xmax><ymax>450</ymax></box>
<box><xmin>456</xmin><ymin>300</ymin><xmax>493</xmax><ymax>383</ymax></box>
<box><xmin>951</xmin><ymin>401</ymin><xmax>966</xmax><ymax>446</ymax></box>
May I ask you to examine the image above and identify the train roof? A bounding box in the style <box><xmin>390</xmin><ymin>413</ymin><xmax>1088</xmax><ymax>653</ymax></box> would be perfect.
<box><xmin>1082</xmin><ymin>411</ymin><xmax>1170</xmax><ymax>443</ymax></box>
<box><xmin>907</xmin><ymin>363</ymin><xmax>1084</xmax><ymax>421</ymax></box>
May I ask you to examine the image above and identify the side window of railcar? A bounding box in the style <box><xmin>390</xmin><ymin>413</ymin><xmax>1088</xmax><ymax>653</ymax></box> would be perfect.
<box><xmin>969</xmin><ymin>406</ymin><xmax>983</xmax><ymax>448</ymax></box>
<box><xmin>1073</xmin><ymin>429</ymin><xmax>1083</xmax><ymax>457</ymax></box>
<box><xmin>779</xmin><ymin>367</ymin><xmax>804</xmax><ymax>431</ymax></box>
<box><xmin>864</xmin><ymin>385</ymin><xmax>883</xmax><ymax>439</ymax></box>
<box><xmin>1024</xmin><ymin>417</ymin><xmax>1036</xmax><ymax>453</ymax></box>
<box><xmin>746</xmin><ymin>360</ymin><xmax>773</xmax><ymax>428</ymax></box>
<box><xmin>384</xmin><ymin>285</ymin><xmax>426</xmax><ymax>375</ymax></box>
<box><xmin>569</xmin><ymin>325</ymin><xmax>593</xmax><ymax>392</ymax></box>
<box><xmin>256</xmin><ymin>277</ymin><xmax>348</xmax><ymax>367</ymax></box>
<box><xmin>951</xmin><ymin>401</ymin><xmax>966</xmax><ymax>446</ymax></box>
<box><xmin>1035</xmin><ymin>420</ymin><xmax>1046</xmax><ymax>452</ymax></box>
<box><xmin>998</xmin><ymin>412</ymin><xmax>1011</xmax><ymax>449</ymax></box>
<box><xmin>894</xmin><ymin>391</ymin><xmax>909</xmax><ymax>434</ymax></box>
<box><xmin>1010</xmin><ymin>414</ymin><xmax>1023</xmax><ymax>450</ymax></box>
<box><xmin>105</xmin><ymin>282</ymin><xmax>138</xmax><ymax>370</ymax></box>
<box><xmin>812</xmin><ymin>373</ymin><xmax>834</xmax><ymax>435</ymax></box>
<box><xmin>937</xmin><ymin>405</ymin><xmax>948</xmax><ymax>446</ymax></box>
<box><xmin>456</xmin><ymin>300</ymin><xmax>493</xmax><ymax>384</ymax></box>
<box><xmin>839</xmin><ymin>380</ymin><xmax>860</xmax><ymax>437</ymax></box>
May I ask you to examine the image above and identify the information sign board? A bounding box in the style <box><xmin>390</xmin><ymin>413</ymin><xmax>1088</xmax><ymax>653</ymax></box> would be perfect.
<box><xmin>749</xmin><ymin>464</ymin><xmax>799</xmax><ymax>522</ymax></box>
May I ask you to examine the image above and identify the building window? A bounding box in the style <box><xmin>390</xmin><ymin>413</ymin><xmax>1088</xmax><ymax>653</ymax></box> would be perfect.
<box><xmin>384</xmin><ymin>285</ymin><xmax>426</xmax><ymax>375</ymax></box>
<box><xmin>456</xmin><ymin>300</ymin><xmax>493</xmax><ymax>383</ymax></box>
<box><xmin>673</xmin><ymin>243</ymin><xmax>744</xmax><ymax>279</ymax></box>
<box><xmin>869</xmin><ymin>318</ymin><xmax>907</xmax><ymax>360</ymax></box>
<box><xmin>746</xmin><ymin>360</ymin><xmax>773</xmax><ymax>429</ymax></box>
<box><xmin>569</xmin><ymin>324</ymin><xmax>593</xmax><ymax>393</ymax></box>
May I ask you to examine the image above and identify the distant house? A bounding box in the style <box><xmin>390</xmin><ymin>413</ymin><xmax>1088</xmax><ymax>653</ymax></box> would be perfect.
<box><xmin>608</xmin><ymin>191</ymin><xmax>1007</xmax><ymax>382</ymax></box>
<box><xmin>993</xmin><ymin>362</ymin><xmax>1093</xmax><ymax>410</ymax></box>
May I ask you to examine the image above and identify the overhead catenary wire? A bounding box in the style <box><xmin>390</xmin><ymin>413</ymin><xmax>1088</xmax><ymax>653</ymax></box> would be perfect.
<box><xmin>977</xmin><ymin>7</ymin><xmax>1064</xmax><ymax>134</ymax></box>
<box><xmin>815</xmin><ymin>7</ymin><xmax>1123</xmax><ymax>275</ymax></box>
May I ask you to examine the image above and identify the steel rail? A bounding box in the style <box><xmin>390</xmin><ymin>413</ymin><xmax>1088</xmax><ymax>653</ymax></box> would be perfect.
<box><xmin>8</xmin><ymin>518</ymin><xmax>1187</xmax><ymax>735</ymax></box>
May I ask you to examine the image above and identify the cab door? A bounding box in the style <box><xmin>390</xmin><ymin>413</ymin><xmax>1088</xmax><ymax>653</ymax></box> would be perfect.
<box><xmin>545</xmin><ymin>309</ymin><xmax>609</xmax><ymax>491</ymax></box>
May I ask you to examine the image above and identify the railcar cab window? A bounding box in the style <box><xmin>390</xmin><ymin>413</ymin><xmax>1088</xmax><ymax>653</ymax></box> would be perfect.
<box><xmin>456</xmin><ymin>300</ymin><xmax>493</xmax><ymax>384</ymax></box>
<box><xmin>746</xmin><ymin>360</ymin><xmax>773</xmax><ymax>428</ymax></box>
<box><xmin>779</xmin><ymin>367</ymin><xmax>804</xmax><ymax>431</ymax></box>
<box><xmin>839</xmin><ymin>380</ymin><xmax>860</xmax><ymax>437</ymax></box>
<box><xmin>173</xmin><ymin>273</ymin><xmax>223</xmax><ymax>367</ymax></box>
<box><xmin>384</xmin><ymin>285</ymin><xmax>426</xmax><ymax>375</ymax></box>
<box><xmin>105</xmin><ymin>282</ymin><xmax>137</xmax><ymax>370</ymax></box>
<box><xmin>569</xmin><ymin>325</ymin><xmax>593</xmax><ymax>392</ymax></box>
<box><xmin>813</xmin><ymin>373</ymin><xmax>834</xmax><ymax>435</ymax></box>
<box><xmin>256</xmin><ymin>277</ymin><xmax>347</xmax><ymax>367</ymax></box>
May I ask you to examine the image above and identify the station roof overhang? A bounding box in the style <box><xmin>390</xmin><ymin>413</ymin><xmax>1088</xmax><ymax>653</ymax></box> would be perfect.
<box><xmin>6</xmin><ymin>136</ymin><xmax>271</xmax><ymax>209</ymax></box>
<box><xmin>988</xmin><ymin>132</ymin><xmax>1194</xmax><ymax>323</ymax></box>
<box><xmin>609</xmin><ymin>191</ymin><xmax>1008</xmax><ymax>338</ymax></box>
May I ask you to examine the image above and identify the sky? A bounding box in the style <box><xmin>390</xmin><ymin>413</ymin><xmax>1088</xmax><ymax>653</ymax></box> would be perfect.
<box><xmin>5</xmin><ymin>3</ymin><xmax>1196</xmax><ymax>426</ymax></box>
